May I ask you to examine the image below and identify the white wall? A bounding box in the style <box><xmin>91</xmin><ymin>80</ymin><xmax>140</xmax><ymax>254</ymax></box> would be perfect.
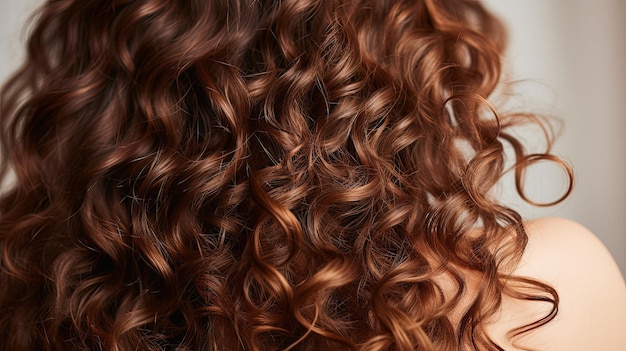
<box><xmin>0</xmin><ymin>0</ymin><xmax>41</xmax><ymax>81</ymax></box>
<box><xmin>1</xmin><ymin>0</ymin><xmax>625</xmax><ymax>275</ymax></box>
<box><xmin>484</xmin><ymin>0</ymin><xmax>626</xmax><ymax>275</ymax></box>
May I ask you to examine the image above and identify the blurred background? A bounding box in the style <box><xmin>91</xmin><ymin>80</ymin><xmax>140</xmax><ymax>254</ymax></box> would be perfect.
<box><xmin>1</xmin><ymin>0</ymin><xmax>625</xmax><ymax>275</ymax></box>
<box><xmin>483</xmin><ymin>0</ymin><xmax>626</xmax><ymax>276</ymax></box>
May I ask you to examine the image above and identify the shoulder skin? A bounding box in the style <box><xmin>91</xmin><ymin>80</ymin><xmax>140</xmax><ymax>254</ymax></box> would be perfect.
<box><xmin>488</xmin><ymin>217</ymin><xmax>626</xmax><ymax>351</ymax></box>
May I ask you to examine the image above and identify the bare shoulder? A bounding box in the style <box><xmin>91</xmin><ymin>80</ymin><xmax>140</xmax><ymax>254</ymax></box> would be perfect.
<box><xmin>492</xmin><ymin>217</ymin><xmax>626</xmax><ymax>350</ymax></box>
<box><xmin>520</xmin><ymin>217</ymin><xmax>625</xmax><ymax>283</ymax></box>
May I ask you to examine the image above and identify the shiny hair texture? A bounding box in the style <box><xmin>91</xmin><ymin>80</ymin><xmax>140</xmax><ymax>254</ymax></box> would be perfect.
<box><xmin>0</xmin><ymin>0</ymin><xmax>572</xmax><ymax>350</ymax></box>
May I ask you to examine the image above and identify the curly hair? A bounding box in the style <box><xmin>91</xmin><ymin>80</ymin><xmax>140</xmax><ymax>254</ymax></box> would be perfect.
<box><xmin>0</xmin><ymin>0</ymin><xmax>572</xmax><ymax>350</ymax></box>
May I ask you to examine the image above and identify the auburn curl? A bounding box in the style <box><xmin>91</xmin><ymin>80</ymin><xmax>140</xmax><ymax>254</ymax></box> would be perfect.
<box><xmin>0</xmin><ymin>0</ymin><xmax>572</xmax><ymax>350</ymax></box>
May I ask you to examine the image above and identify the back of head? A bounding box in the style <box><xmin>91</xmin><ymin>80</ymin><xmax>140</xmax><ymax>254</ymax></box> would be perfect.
<box><xmin>0</xmin><ymin>0</ymin><xmax>569</xmax><ymax>350</ymax></box>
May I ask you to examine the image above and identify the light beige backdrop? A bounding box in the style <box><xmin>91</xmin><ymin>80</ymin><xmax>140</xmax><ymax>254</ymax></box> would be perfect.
<box><xmin>1</xmin><ymin>0</ymin><xmax>625</xmax><ymax>275</ymax></box>
<box><xmin>484</xmin><ymin>0</ymin><xmax>626</xmax><ymax>276</ymax></box>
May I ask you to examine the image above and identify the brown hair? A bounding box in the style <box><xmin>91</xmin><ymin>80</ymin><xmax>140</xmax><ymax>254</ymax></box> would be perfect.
<box><xmin>0</xmin><ymin>0</ymin><xmax>572</xmax><ymax>350</ymax></box>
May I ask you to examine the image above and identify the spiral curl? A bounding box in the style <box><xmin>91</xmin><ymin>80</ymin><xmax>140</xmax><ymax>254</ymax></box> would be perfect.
<box><xmin>0</xmin><ymin>0</ymin><xmax>571</xmax><ymax>350</ymax></box>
